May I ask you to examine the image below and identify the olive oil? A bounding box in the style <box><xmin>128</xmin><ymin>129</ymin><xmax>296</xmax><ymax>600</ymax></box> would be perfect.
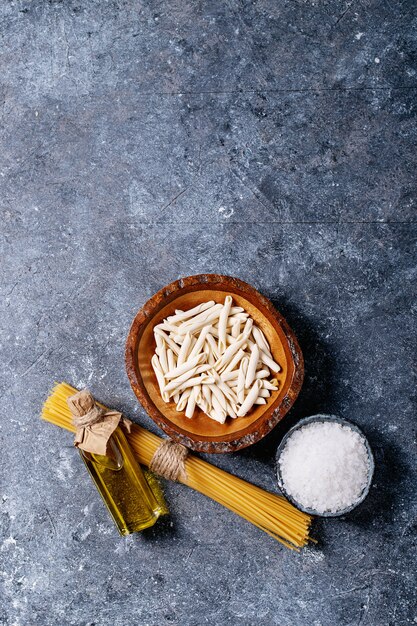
<box><xmin>80</xmin><ymin>426</ymin><xmax>165</xmax><ymax>535</ymax></box>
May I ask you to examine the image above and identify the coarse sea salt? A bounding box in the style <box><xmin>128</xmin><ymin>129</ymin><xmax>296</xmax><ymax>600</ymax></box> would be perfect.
<box><xmin>278</xmin><ymin>421</ymin><xmax>370</xmax><ymax>514</ymax></box>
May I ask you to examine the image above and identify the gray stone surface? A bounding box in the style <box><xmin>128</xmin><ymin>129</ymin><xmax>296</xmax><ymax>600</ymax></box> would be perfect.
<box><xmin>1</xmin><ymin>1</ymin><xmax>416</xmax><ymax>625</ymax></box>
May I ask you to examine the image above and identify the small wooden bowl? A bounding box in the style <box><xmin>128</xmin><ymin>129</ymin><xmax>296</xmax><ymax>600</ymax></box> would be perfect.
<box><xmin>125</xmin><ymin>274</ymin><xmax>304</xmax><ymax>453</ymax></box>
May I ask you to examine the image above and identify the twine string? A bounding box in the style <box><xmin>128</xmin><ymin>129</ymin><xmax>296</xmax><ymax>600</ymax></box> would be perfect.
<box><xmin>149</xmin><ymin>439</ymin><xmax>189</xmax><ymax>482</ymax></box>
<box><xmin>71</xmin><ymin>403</ymin><xmax>105</xmax><ymax>428</ymax></box>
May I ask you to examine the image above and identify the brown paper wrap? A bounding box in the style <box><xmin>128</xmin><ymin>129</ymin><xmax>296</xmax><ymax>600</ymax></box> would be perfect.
<box><xmin>67</xmin><ymin>389</ymin><xmax>132</xmax><ymax>456</ymax></box>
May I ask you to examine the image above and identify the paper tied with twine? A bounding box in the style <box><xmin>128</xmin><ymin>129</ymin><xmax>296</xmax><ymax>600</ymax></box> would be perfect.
<box><xmin>67</xmin><ymin>389</ymin><xmax>132</xmax><ymax>456</ymax></box>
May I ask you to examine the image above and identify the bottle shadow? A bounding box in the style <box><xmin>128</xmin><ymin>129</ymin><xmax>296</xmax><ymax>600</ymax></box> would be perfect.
<box><xmin>140</xmin><ymin>510</ymin><xmax>178</xmax><ymax>542</ymax></box>
<box><xmin>139</xmin><ymin>479</ymin><xmax>179</xmax><ymax>542</ymax></box>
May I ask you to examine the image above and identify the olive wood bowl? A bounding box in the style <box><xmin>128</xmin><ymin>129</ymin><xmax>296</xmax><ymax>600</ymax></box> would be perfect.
<box><xmin>125</xmin><ymin>274</ymin><xmax>304</xmax><ymax>453</ymax></box>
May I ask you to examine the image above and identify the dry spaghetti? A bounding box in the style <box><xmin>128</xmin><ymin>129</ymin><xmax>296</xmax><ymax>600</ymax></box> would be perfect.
<box><xmin>42</xmin><ymin>382</ymin><xmax>313</xmax><ymax>550</ymax></box>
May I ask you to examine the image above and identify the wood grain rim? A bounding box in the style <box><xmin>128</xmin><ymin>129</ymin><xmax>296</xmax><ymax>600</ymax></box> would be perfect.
<box><xmin>125</xmin><ymin>274</ymin><xmax>304</xmax><ymax>453</ymax></box>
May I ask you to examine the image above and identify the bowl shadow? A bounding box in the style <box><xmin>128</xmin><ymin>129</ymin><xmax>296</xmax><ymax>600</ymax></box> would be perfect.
<box><xmin>236</xmin><ymin>297</ymin><xmax>406</xmax><ymax>530</ymax></box>
<box><xmin>343</xmin><ymin>430</ymin><xmax>408</xmax><ymax>529</ymax></box>
<box><xmin>238</xmin><ymin>298</ymin><xmax>337</xmax><ymax>461</ymax></box>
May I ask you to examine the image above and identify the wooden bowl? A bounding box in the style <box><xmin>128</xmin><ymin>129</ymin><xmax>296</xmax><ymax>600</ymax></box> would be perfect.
<box><xmin>125</xmin><ymin>274</ymin><xmax>304</xmax><ymax>453</ymax></box>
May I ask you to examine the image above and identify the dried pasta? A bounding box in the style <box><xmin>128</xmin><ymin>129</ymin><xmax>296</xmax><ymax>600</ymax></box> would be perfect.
<box><xmin>152</xmin><ymin>296</ymin><xmax>281</xmax><ymax>422</ymax></box>
<box><xmin>42</xmin><ymin>382</ymin><xmax>313</xmax><ymax>550</ymax></box>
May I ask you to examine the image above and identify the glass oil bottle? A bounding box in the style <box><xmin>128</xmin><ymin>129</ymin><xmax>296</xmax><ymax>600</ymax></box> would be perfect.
<box><xmin>80</xmin><ymin>426</ymin><xmax>167</xmax><ymax>535</ymax></box>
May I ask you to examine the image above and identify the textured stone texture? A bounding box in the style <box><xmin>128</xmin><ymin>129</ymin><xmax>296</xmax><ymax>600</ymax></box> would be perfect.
<box><xmin>0</xmin><ymin>1</ymin><xmax>416</xmax><ymax>625</ymax></box>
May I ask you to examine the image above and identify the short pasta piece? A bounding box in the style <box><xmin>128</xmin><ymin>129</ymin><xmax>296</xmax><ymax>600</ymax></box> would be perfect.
<box><xmin>218</xmin><ymin>295</ymin><xmax>233</xmax><ymax>354</ymax></box>
<box><xmin>237</xmin><ymin>380</ymin><xmax>263</xmax><ymax>417</ymax></box>
<box><xmin>245</xmin><ymin>344</ymin><xmax>259</xmax><ymax>388</ymax></box>
<box><xmin>185</xmin><ymin>386</ymin><xmax>198</xmax><ymax>419</ymax></box>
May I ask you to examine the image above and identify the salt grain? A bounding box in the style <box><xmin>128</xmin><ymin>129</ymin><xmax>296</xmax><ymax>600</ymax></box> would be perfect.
<box><xmin>279</xmin><ymin>421</ymin><xmax>370</xmax><ymax>514</ymax></box>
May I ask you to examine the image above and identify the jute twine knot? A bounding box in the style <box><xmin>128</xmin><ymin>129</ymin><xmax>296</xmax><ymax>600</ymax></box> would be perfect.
<box><xmin>149</xmin><ymin>439</ymin><xmax>189</xmax><ymax>482</ymax></box>
<box><xmin>68</xmin><ymin>390</ymin><xmax>105</xmax><ymax>428</ymax></box>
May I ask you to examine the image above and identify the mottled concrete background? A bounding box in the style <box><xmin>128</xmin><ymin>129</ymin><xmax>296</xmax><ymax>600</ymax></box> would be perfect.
<box><xmin>1</xmin><ymin>1</ymin><xmax>416</xmax><ymax>625</ymax></box>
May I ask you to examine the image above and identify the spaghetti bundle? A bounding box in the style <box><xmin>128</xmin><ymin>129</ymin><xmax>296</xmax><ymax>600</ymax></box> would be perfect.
<box><xmin>42</xmin><ymin>382</ymin><xmax>313</xmax><ymax>550</ymax></box>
